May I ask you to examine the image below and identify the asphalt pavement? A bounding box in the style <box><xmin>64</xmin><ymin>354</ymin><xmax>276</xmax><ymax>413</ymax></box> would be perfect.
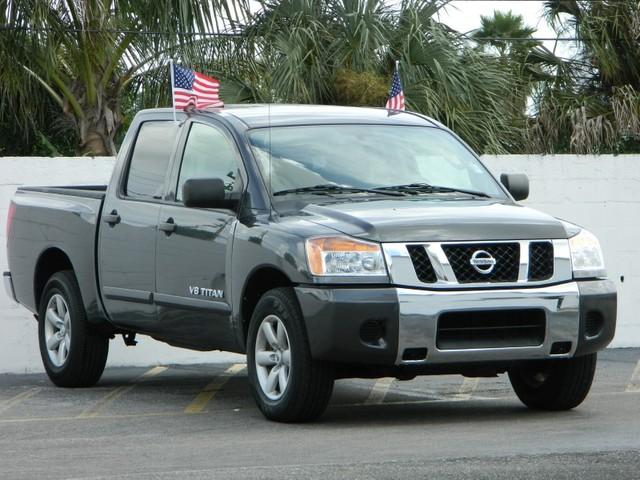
<box><xmin>1</xmin><ymin>348</ymin><xmax>639</xmax><ymax>479</ymax></box>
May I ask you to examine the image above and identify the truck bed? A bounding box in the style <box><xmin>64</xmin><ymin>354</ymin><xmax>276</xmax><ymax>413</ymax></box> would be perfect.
<box><xmin>7</xmin><ymin>186</ymin><xmax>107</xmax><ymax>323</ymax></box>
<box><xmin>17</xmin><ymin>185</ymin><xmax>107</xmax><ymax>199</ymax></box>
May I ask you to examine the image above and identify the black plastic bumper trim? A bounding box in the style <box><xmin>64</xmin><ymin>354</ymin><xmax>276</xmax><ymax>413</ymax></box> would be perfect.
<box><xmin>295</xmin><ymin>286</ymin><xmax>399</xmax><ymax>366</ymax></box>
<box><xmin>574</xmin><ymin>279</ymin><xmax>617</xmax><ymax>357</ymax></box>
<box><xmin>3</xmin><ymin>271</ymin><xmax>17</xmax><ymax>303</ymax></box>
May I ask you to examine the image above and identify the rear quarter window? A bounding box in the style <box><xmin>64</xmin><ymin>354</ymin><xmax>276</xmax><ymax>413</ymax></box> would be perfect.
<box><xmin>125</xmin><ymin>121</ymin><xmax>179</xmax><ymax>199</ymax></box>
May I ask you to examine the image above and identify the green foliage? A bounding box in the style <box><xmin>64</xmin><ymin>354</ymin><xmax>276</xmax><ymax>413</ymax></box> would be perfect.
<box><xmin>0</xmin><ymin>0</ymin><xmax>248</xmax><ymax>156</ymax></box>
<box><xmin>526</xmin><ymin>0</ymin><xmax>640</xmax><ymax>153</ymax></box>
<box><xmin>334</xmin><ymin>69</ymin><xmax>389</xmax><ymax>106</ymax></box>
<box><xmin>168</xmin><ymin>0</ymin><xmax>525</xmax><ymax>153</ymax></box>
<box><xmin>0</xmin><ymin>0</ymin><xmax>529</xmax><ymax>155</ymax></box>
<box><xmin>0</xmin><ymin>93</ymin><xmax>76</xmax><ymax>156</ymax></box>
<box><xmin>3</xmin><ymin>0</ymin><xmax>638</xmax><ymax>156</ymax></box>
<box><xmin>473</xmin><ymin>10</ymin><xmax>539</xmax><ymax>58</ymax></box>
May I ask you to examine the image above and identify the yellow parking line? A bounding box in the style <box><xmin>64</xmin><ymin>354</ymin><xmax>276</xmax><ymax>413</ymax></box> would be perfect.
<box><xmin>625</xmin><ymin>359</ymin><xmax>640</xmax><ymax>393</ymax></box>
<box><xmin>365</xmin><ymin>378</ymin><xmax>394</xmax><ymax>405</ymax></box>
<box><xmin>0</xmin><ymin>410</ymin><xmax>205</xmax><ymax>425</ymax></box>
<box><xmin>0</xmin><ymin>387</ymin><xmax>41</xmax><ymax>414</ymax></box>
<box><xmin>456</xmin><ymin>377</ymin><xmax>480</xmax><ymax>400</ymax></box>
<box><xmin>77</xmin><ymin>366</ymin><xmax>167</xmax><ymax>418</ymax></box>
<box><xmin>184</xmin><ymin>363</ymin><xmax>246</xmax><ymax>414</ymax></box>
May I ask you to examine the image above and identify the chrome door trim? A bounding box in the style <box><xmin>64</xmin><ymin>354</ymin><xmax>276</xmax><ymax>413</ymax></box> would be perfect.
<box><xmin>103</xmin><ymin>286</ymin><xmax>153</xmax><ymax>304</ymax></box>
<box><xmin>154</xmin><ymin>293</ymin><xmax>231</xmax><ymax>313</ymax></box>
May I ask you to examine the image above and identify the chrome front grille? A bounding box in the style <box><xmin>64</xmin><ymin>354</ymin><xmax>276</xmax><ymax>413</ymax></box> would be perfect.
<box><xmin>441</xmin><ymin>242</ymin><xmax>520</xmax><ymax>283</ymax></box>
<box><xmin>406</xmin><ymin>245</ymin><xmax>437</xmax><ymax>283</ymax></box>
<box><xmin>382</xmin><ymin>239</ymin><xmax>571</xmax><ymax>289</ymax></box>
<box><xmin>528</xmin><ymin>241</ymin><xmax>554</xmax><ymax>281</ymax></box>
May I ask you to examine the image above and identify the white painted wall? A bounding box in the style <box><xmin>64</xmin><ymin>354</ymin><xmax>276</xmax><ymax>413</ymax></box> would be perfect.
<box><xmin>0</xmin><ymin>155</ymin><xmax>638</xmax><ymax>373</ymax></box>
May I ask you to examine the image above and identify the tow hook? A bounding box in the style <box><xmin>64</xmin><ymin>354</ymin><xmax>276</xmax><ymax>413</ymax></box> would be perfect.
<box><xmin>122</xmin><ymin>332</ymin><xmax>138</xmax><ymax>346</ymax></box>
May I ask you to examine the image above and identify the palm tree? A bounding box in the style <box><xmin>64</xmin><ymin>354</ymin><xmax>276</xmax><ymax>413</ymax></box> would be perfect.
<box><xmin>470</xmin><ymin>9</ymin><xmax>569</xmax><ymax>151</ymax></box>
<box><xmin>527</xmin><ymin>0</ymin><xmax>640</xmax><ymax>153</ymax></box>
<box><xmin>1</xmin><ymin>0</ymin><xmax>532</xmax><ymax>155</ymax></box>
<box><xmin>166</xmin><ymin>0</ymin><xmax>526</xmax><ymax>153</ymax></box>
<box><xmin>0</xmin><ymin>0</ymin><xmax>249</xmax><ymax>155</ymax></box>
<box><xmin>473</xmin><ymin>10</ymin><xmax>539</xmax><ymax>58</ymax></box>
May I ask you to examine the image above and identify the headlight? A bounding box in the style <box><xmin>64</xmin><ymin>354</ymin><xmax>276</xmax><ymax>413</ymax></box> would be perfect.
<box><xmin>568</xmin><ymin>228</ymin><xmax>606</xmax><ymax>278</ymax></box>
<box><xmin>306</xmin><ymin>236</ymin><xmax>387</xmax><ymax>276</ymax></box>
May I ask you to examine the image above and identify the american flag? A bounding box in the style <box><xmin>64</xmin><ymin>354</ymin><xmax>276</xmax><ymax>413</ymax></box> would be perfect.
<box><xmin>385</xmin><ymin>65</ymin><xmax>405</xmax><ymax>111</ymax></box>
<box><xmin>172</xmin><ymin>64</ymin><xmax>223</xmax><ymax>110</ymax></box>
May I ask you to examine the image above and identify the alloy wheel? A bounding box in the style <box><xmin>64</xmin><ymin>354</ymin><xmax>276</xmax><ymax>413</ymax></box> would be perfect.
<box><xmin>44</xmin><ymin>294</ymin><xmax>71</xmax><ymax>367</ymax></box>
<box><xmin>254</xmin><ymin>314</ymin><xmax>291</xmax><ymax>400</ymax></box>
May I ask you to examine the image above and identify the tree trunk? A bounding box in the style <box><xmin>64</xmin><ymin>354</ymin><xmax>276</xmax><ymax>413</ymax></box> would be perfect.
<box><xmin>82</xmin><ymin>128</ymin><xmax>112</xmax><ymax>156</ymax></box>
<box><xmin>65</xmin><ymin>79</ymin><xmax>122</xmax><ymax>156</ymax></box>
<box><xmin>76</xmin><ymin>104</ymin><xmax>121</xmax><ymax>156</ymax></box>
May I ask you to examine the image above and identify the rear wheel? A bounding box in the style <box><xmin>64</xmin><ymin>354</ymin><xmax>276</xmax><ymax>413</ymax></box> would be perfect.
<box><xmin>38</xmin><ymin>271</ymin><xmax>109</xmax><ymax>387</ymax></box>
<box><xmin>247</xmin><ymin>287</ymin><xmax>334</xmax><ymax>422</ymax></box>
<box><xmin>508</xmin><ymin>353</ymin><xmax>597</xmax><ymax>410</ymax></box>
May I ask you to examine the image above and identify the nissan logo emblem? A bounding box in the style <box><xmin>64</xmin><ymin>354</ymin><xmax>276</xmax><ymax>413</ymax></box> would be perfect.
<box><xmin>469</xmin><ymin>250</ymin><xmax>496</xmax><ymax>274</ymax></box>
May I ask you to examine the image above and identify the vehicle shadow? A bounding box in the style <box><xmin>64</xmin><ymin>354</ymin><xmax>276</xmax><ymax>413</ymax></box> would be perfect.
<box><xmin>0</xmin><ymin>367</ymin><xmax>598</xmax><ymax>431</ymax></box>
<box><xmin>320</xmin><ymin>399</ymin><xmax>573</xmax><ymax>428</ymax></box>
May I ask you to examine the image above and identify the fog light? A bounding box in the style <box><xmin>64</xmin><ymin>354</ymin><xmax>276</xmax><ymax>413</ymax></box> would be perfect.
<box><xmin>360</xmin><ymin>320</ymin><xmax>386</xmax><ymax>347</ymax></box>
<box><xmin>550</xmin><ymin>342</ymin><xmax>572</xmax><ymax>355</ymax></box>
<box><xmin>402</xmin><ymin>348</ymin><xmax>428</xmax><ymax>361</ymax></box>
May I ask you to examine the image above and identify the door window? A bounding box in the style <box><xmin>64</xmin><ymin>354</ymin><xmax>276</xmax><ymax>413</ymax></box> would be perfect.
<box><xmin>176</xmin><ymin>123</ymin><xmax>241</xmax><ymax>202</ymax></box>
<box><xmin>125</xmin><ymin>121</ymin><xmax>179</xmax><ymax>199</ymax></box>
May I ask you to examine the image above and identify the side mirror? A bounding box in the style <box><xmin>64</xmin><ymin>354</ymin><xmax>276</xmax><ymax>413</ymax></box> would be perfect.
<box><xmin>500</xmin><ymin>173</ymin><xmax>529</xmax><ymax>201</ymax></box>
<box><xmin>182</xmin><ymin>178</ymin><xmax>227</xmax><ymax>208</ymax></box>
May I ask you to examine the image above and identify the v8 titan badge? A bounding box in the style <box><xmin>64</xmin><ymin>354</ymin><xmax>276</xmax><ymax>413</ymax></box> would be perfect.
<box><xmin>189</xmin><ymin>285</ymin><xmax>224</xmax><ymax>299</ymax></box>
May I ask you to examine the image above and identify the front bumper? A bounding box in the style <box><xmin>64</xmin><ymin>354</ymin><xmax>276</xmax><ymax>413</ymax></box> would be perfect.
<box><xmin>3</xmin><ymin>272</ymin><xmax>17</xmax><ymax>303</ymax></box>
<box><xmin>295</xmin><ymin>279</ymin><xmax>616</xmax><ymax>367</ymax></box>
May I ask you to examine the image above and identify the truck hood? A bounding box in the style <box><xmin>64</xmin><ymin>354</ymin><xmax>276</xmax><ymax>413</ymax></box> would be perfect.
<box><xmin>297</xmin><ymin>198</ymin><xmax>568</xmax><ymax>242</ymax></box>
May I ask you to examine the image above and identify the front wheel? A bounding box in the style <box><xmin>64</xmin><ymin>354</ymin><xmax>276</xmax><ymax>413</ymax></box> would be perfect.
<box><xmin>247</xmin><ymin>288</ymin><xmax>334</xmax><ymax>422</ymax></box>
<box><xmin>38</xmin><ymin>271</ymin><xmax>109</xmax><ymax>387</ymax></box>
<box><xmin>508</xmin><ymin>353</ymin><xmax>597</xmax><ymax>411</ymax></box>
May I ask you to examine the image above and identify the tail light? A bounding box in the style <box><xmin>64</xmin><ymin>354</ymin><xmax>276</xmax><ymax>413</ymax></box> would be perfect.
<box><xmin>6</xmin><ymin>202</ymin><xmax>16</xmax><ymax>242</ymax></box>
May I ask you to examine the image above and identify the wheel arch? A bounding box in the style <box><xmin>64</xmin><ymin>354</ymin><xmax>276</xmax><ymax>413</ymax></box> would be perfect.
<box><xmin>34</xmin><ymin>247</ymin><xmax>77</xmax><ymax>311</ymax></box>
<box><xmin>240</xmin><ymin>265</ymin><xmax>295</xmax><ymax>344</ymax></box>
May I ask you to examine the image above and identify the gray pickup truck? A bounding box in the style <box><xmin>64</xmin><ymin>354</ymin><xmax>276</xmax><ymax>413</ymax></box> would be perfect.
<box><xmin>4</xmin><ymin>105</ymin><xmax>616</xmax><ymax>422</ymax></box>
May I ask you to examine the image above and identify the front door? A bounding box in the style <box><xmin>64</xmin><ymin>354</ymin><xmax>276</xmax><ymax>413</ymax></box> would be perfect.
<box><xmin>98</xmin><ymin>120</ymin><xmax>179</xmax><ymax>331</ymax></box>
<box><xmin>154</xmin><ymin>121</ymin><xmax>243</xmax><ymax>350</ymax></box>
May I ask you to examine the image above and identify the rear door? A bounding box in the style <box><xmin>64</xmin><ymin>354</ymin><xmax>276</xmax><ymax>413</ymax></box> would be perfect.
<box><xmin>153</xmin><ymin>120</ymin><xmax>244</xmax><ymax>350</ymax></box>
<box><xmin>98</xmin><ymin>120</ymin><xmax>179</xmax><ymax>330</ymax></box>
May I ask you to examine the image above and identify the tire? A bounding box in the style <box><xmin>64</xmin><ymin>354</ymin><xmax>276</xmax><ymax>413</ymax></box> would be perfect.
<box><xmin>247</xmin><ymin>287</ymin><xmax>334</xmax><ymax>422</ymax></box>
<box><xmin>508</xmin><ymin>353</ymin><xmax>597</xmax><ymax>411</ymax></box>
<box><xmin>38</xmin><ymin>270</ymin><xmax>109</xmax><ymax>387</ymax></box>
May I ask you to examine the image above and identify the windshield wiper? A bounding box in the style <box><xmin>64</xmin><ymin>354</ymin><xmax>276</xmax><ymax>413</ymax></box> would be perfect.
<box><xmin>273</xmin><ymin>184</ymin><xmax>405</xmax><ymax>197</ymax></box>
<box><xmin>375</xmin><ymin>183</ymin><xmax>491</xmax><ymax>198</ymax></box>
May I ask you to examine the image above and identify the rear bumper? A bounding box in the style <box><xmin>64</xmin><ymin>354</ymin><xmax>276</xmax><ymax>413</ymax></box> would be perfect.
<box><xmin>295</xmin><ymin>279</ymin><xmax>616</xmax><ymax>368</ymax></box>
<box><xmin>3</xmin><ymin>272</ymin><xmax>17</xmax><ymax>303</ymax></box>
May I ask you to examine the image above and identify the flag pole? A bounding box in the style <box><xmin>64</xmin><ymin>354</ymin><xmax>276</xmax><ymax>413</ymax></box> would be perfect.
<box><xmin>169</xmin><ymin>58</ymin><xmax>177</xmax><ymax>123</ymax></box>
<box><xmin>396</xmin><ymin>59</ymin><xmax>404</xmax><ymax>111</ymax></box>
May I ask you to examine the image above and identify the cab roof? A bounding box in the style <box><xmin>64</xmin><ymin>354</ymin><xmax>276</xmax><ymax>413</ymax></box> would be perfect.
<box><xmin>140</xmin><ymin>104</ymin><xmax>440</xmax><ymax>129</ymax></box>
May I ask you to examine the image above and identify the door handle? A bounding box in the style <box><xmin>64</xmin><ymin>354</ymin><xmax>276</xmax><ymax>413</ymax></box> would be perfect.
<box><xmin>103</xmin><ymin>210</ymin><xmax>121</xmax><ymax>226</ymax></box>
<box><xmin>158</xmin><ymin>217</ymin><xmax>176</xmax><ymax>235</ymax></box>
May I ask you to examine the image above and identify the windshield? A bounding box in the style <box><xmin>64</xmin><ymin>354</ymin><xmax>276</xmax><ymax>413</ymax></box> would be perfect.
<box><xmin>248</xmin><ymin>125</ymin><xmax>505</xmax><ymax>198</ymax></box>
